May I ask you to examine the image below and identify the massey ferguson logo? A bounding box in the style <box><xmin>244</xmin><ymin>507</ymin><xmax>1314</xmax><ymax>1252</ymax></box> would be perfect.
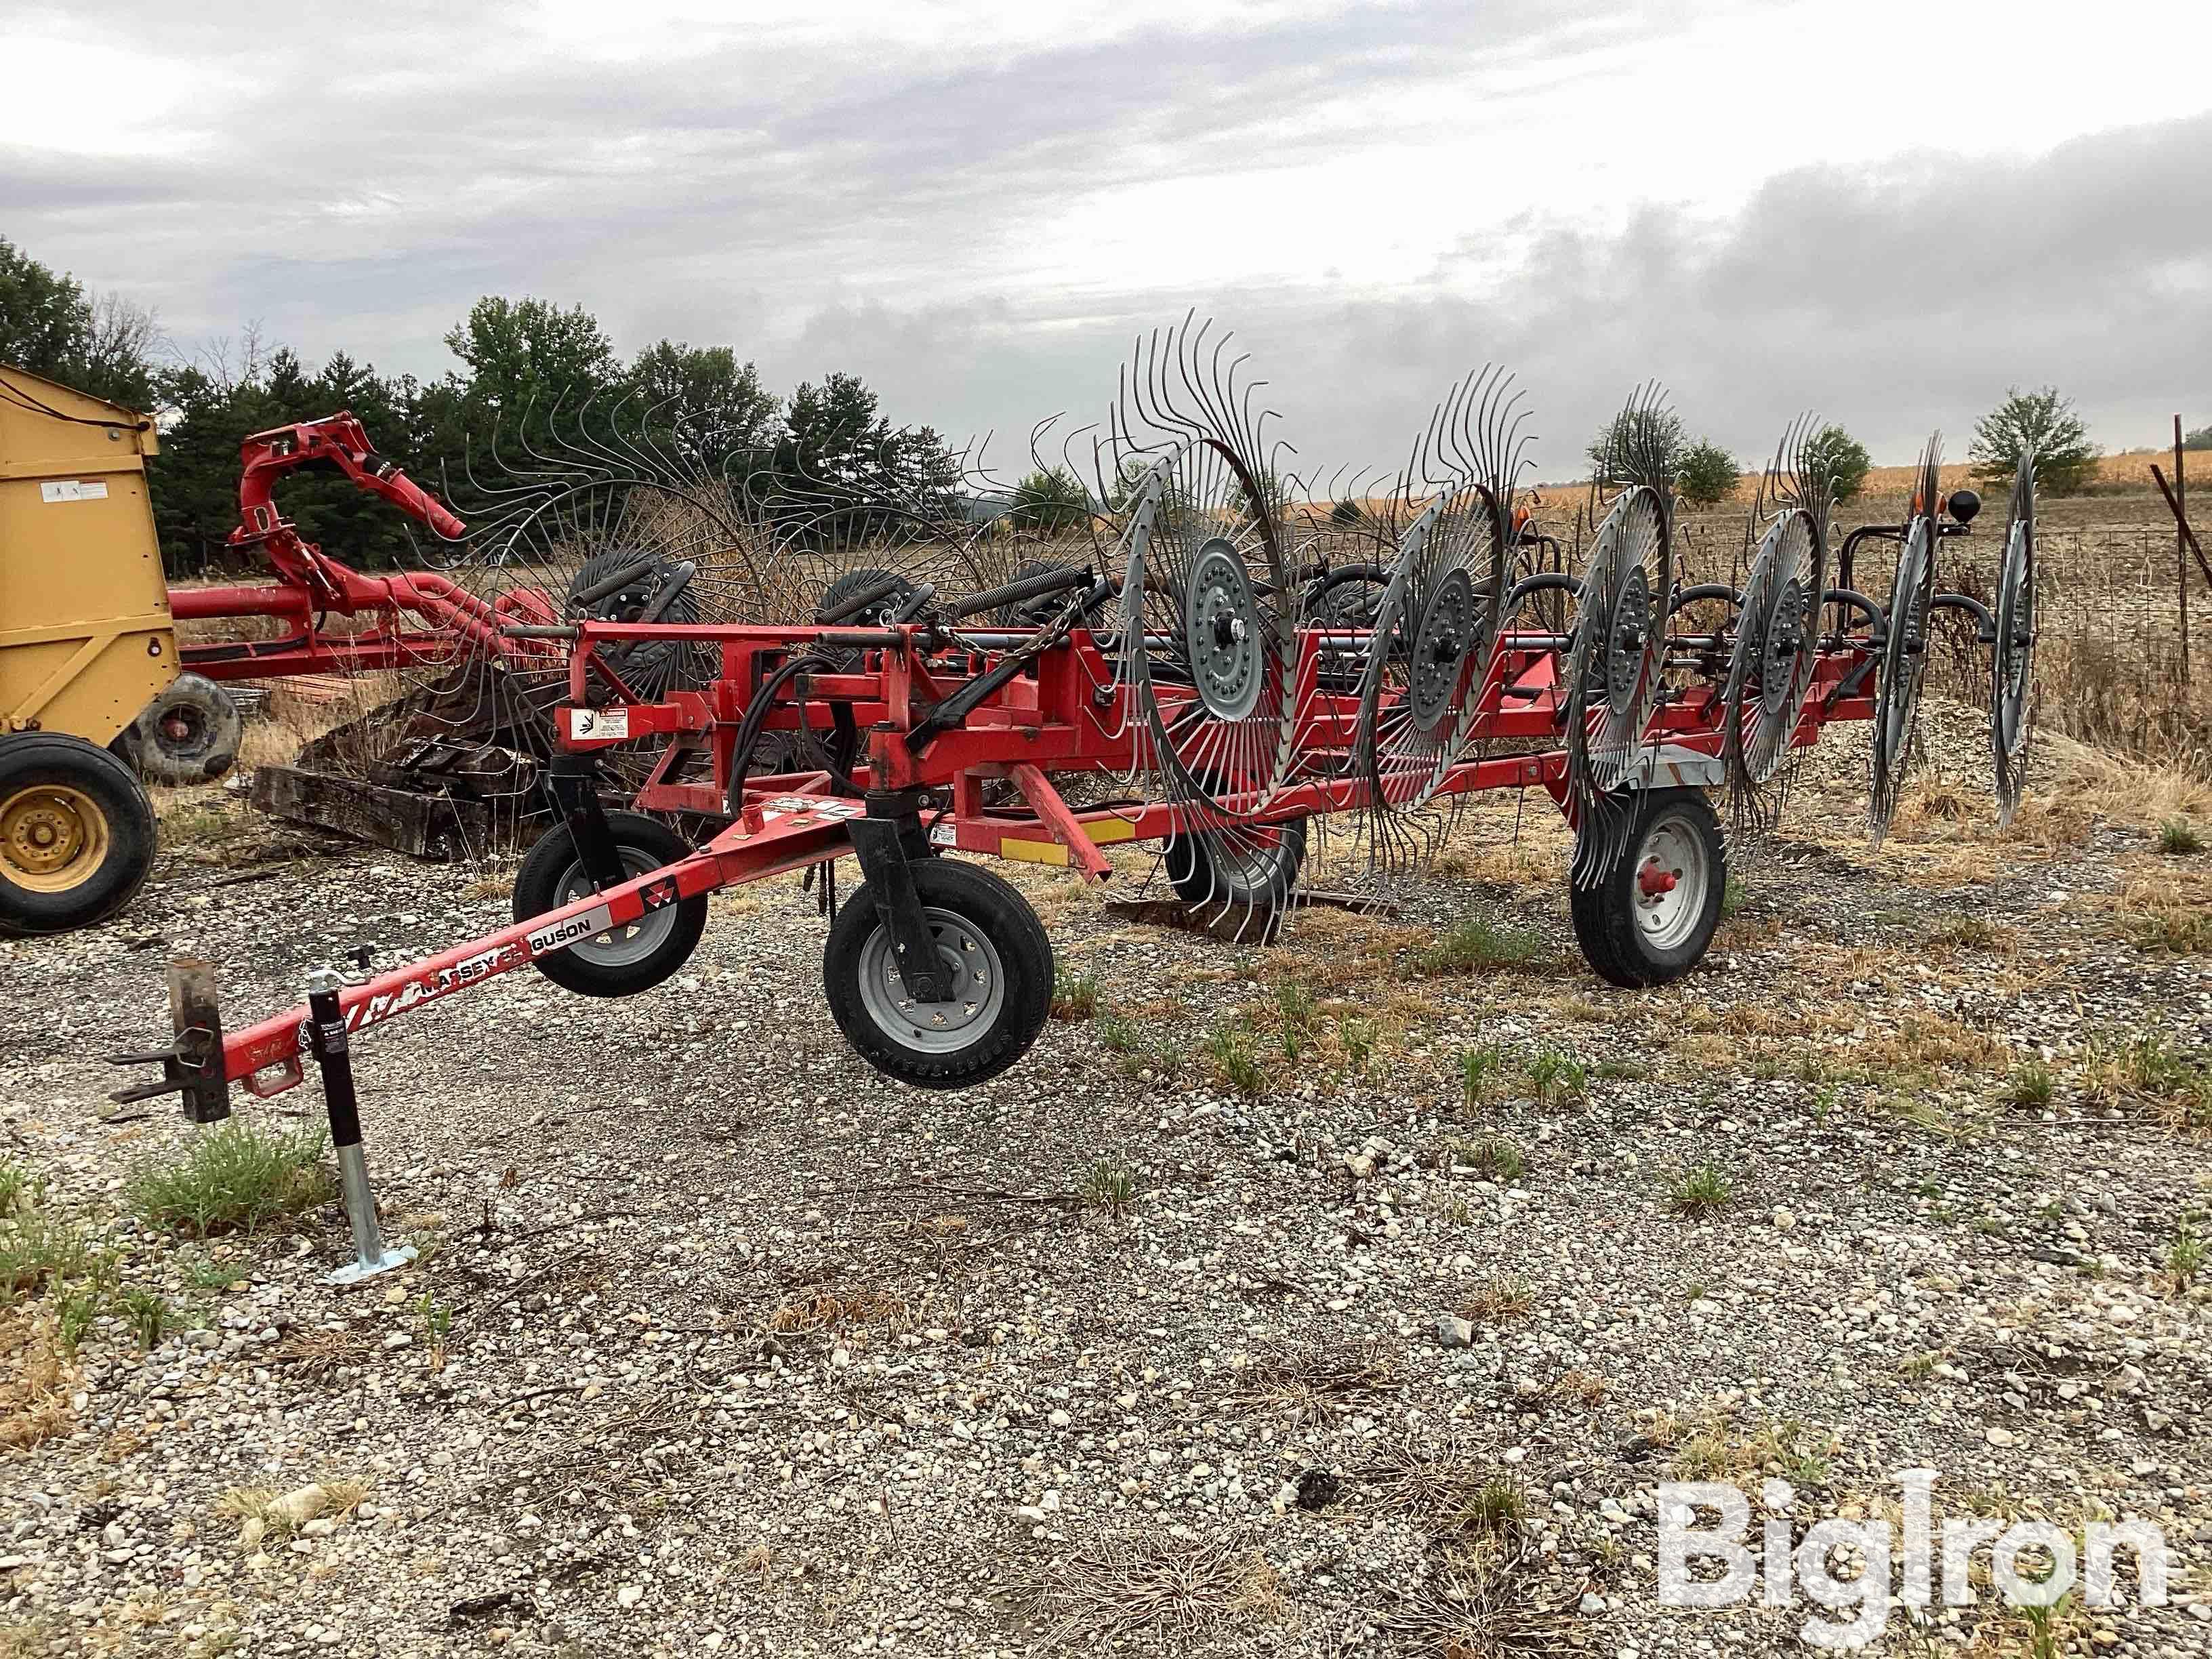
<box><xmin>347</xmin><ymin>903</ymin><xmax>615</xmax><ymax>1033</ymax></box>
<box><xmin>527</xmin><ymin>903</ymin><xmax>613</xmax><ymax>952</ymax></box>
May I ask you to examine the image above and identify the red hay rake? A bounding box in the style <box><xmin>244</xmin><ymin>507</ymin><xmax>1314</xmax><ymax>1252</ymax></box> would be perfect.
<box><xmin>110</xmin><ymin>327</ymin><xmax>2039</xmax><ymax>1145</ymax></box>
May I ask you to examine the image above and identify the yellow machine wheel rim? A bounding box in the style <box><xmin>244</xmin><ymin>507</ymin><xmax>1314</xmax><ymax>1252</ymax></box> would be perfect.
<box><xmin>0</xmin><ymin>784</ymin><xmax>110</xmax><ymax>893</ymax></box>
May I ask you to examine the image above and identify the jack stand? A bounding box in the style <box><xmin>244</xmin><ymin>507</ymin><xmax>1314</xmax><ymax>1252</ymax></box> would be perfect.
<box><xmin>304</xmin><ymin>968</ymin><xmax>415</xmax><ymax>1286</ymax></box>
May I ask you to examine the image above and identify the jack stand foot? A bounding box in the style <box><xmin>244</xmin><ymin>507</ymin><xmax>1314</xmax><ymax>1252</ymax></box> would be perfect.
<box><xmin>328</xmin><ymin>1244</ymin><xmax>418</xmax><ymax>1287</ymax></box>
<box><xmin>306</xmin><ymin>970</ymin><xmax>413</xmax><ymax>1288</ymax></box>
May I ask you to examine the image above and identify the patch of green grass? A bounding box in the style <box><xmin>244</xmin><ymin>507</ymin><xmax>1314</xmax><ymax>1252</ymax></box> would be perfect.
<box><xmin>1594</xmin><ymin>1057</ymin><xmax>1651</xmax><ymax>1082</ymax></box>
<box><xmin>119</xmin><ymin>1286</ymin><xmax>172</xmax><ymax>1350</ymax></box>
<box><xmin>1095</xmin><ymin>1014</ymin><xmax>1139</xmax><ymax>1054</ymax></box>
<box><xmin>1275</xmin><ymin>981</ymin><xmax>1317</xmax><ymax>1061</ymax></box>
<box><xmin>2003</xmin><ymin>1061</ymin><xmax>2055</xmax><ymax>1111</ymax></box>
<box><xmin>1445</xmin><ymin>1134</ymin><xmax>1525</xmax><ymax>1183</ymax></box>
<box><xmin>157</xmin><ymin>800</ymin><xmax>237</xmax><ymax>848</ymax></box>
<box><xmin>1049</xmin><ymin>970</ymin><xmax>1099</xmax><ymax>1021</ymax></box>
<box><xmin>2169</xmin><ymin>1225</ymin><xmax>2205</xmax><ymax>1288</ymax></box>
<box><xmin>414</xmin><ymin>1292</ymin><xmax>453</xmax><ymax>1340</ymax></box>
<box><xmin>1457</xmin><ymin>1044</ymin><xmax>1505</xmax><ymax>1109</ymax></box>
<box><xmin>1416</xmin><ymin>915</ymin><xmax>1544</xmax><ymax>976</ymax></box>
<box><xmin>0</xmin><ymin>1210</ymin><xmax>100</xmax><ymax>1303</ymax></box>
<box><xmin>1078</xmin><ymin>1156</ymin><xmax>1139</xmax><ymax>1214</ymax></box>
<box><xmin>127</xmin><ymin>1122</ymin><xmax>335</xmax><ymax>1239</ymax></box>
<box><xmin>1929</xmin><ymin>914</ymin><xmax>1999</xmax><ymax>948</ymax></box>
<box><xmin>56</xmin><ymin>1286</ymin><xmax>101</xmax><ymax>1354</ymax></box>
<box><xmin>180</xmin><ymin>1254</ymin><xmax>246</xmax><ymax>1293</ymax></box>
<box><xmin>0</xmin><ymin>1155</ymin><xmax>43</xmax><ymax>1217</ymax></box>
<box><xmin>1202</xmin><ymin>1022</ymin><xmax>1267</xmax><ymax>1097</ymax></box>
<box><xmin>1524</xmin><ymin>1046</ymin><xmax>1588</xmax><ymax>1107</ymax></box>
<box><xmin>1338</xmin><ymin>1017</ymin><xmax>1378</xmax><ymax>1077</ymax></box>
<box><xmin>1671</xmin><ymin>1162</ymin><xmax>1732</xmax><ymax>1217</ymax></box>
<box><xmin>1720</xmin><ymin>880</ymin><xmax>1749</xmax><ymax>919</ymax></box>
<box><xmin>2158</xmin><ymin>817</ymin><xmax>2205</xmax><ymax>856</ymax></box>
<box><xmin>1465</xmin><ymin>1477</ymin><xmax>1525</xmax><ymax>1534</ymax></box>
<box><xmin>2132</xmin><ymin>908</ymin><xmax>2212</xmax><ymax>954</ymax></box>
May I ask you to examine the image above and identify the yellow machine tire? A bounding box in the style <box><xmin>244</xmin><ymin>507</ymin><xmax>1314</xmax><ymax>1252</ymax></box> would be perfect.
<box><xmin>0</xmin><ymin>733</ymin><xmax>157</xmax><ymax>937</ymax></box>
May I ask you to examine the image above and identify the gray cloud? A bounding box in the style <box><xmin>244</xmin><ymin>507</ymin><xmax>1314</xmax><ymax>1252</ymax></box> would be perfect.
<box><xmin>3</xmin><ymin>3</ymin><xmax>2203</xmax><ymax>474</ymax></box>
<box><xmin>783</xmin><ymin>112</ymin><xmax>2212</xmax><ymax>478</ymax></box>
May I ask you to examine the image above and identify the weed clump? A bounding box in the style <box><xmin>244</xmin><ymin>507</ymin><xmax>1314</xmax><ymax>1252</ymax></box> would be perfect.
<box><xmin>128</xmin><ymin>1122</ymin><xmax>335</xmax><ymax>1238</ymax></box>
<box><xmin>1416</xmin><ymin>916</ymin><xmax>1544</xmax><ymax>976</ymax></box>
<box><xmin>1671</xmin><ymin>1162</ymin><xmax>1732</xmax><ymax>1216</ymax></box>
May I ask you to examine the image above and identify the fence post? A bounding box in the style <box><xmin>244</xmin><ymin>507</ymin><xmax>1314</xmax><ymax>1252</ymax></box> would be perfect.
<box><xmin>2179</xmin><ymin>416</ymin><xmax>2190</xmax><ymax>682</ymax></box>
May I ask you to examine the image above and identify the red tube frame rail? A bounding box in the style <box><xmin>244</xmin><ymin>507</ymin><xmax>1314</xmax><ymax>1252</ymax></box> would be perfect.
<box><xmin>210</xmin><ymin>612</ymin><xmax>1874</xmax><ymax>1099</ymax></box>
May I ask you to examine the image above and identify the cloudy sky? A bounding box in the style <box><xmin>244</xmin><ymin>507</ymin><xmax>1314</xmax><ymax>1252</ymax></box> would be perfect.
<box><xmin>6</xmin><ymin>0</ymin><xmax>2208</xmax><ymax>476</ymax></box>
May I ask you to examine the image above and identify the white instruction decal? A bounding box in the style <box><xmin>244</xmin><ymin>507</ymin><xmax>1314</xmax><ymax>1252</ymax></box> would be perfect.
<box><xmin>929</xmin><ymin>821</ymin><xmax>958</xmax><ymax>847</ymax></box>
<box><xmin>40</xmin><ymin>480</ymin><xmax>109</xmax><ymax>503</ymax></box>
<box><xmin>569</xmin><ymin>706</ymin><xmax>629</xmax><ymax>741</ymax></box>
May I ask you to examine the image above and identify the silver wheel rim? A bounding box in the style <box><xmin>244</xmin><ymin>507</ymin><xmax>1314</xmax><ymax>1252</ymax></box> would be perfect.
<box><xmin>1183</xmin><ymin>537</ymin><xmax>1265</xmax><ymax>721</ymax></box>
<box><xmin>856</xmin><ymin>903</ymin><xmax>1006</xmax><ymax>1053</ymax></box>
<box><xmin>1633</xmin><ymin>812</ymin><xmax>1709</xmax><ymax>954</ymax></box>
<box><xmin>554</xmin><ymin>846</ymin><xmax>680</xmax><ymax>968</ymax></box>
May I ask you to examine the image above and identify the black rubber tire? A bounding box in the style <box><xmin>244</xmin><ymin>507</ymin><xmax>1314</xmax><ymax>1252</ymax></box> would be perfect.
<box><xmin>1569</xmin><ymin>787</ymin><xmax>1726</xmax><ymax>989</ymax></box>
<box><xmin>823</xmin><ymin>857</ymin><xmax>1052</xmax><ymax>1089</ymax></box>
<box><xmin>113</xmin><ymin>673</ymin><xmax>244</xmax><ymax>786</ymax></box>
<box><xmin>1162</xmin><ymin>817</ymin><xmax>1309</xmax><ymax>916</ymax></box>
<box><xmin>0</xmin><ymin>733</ymin><xmax>157</xmax><ymax>937</ymax></box>
<box><xmin>512</xmin><ymin>811</ymin><xmax>707</xmax><ymax>996</ymax></box>
<box><xmin>567</xmin><ymin>549</ymin><xmax>702</xmax><ymax>699</ymax></box>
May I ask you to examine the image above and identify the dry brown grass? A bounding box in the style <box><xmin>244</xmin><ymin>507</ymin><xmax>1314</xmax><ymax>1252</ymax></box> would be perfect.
<box><xmin>1025</xmin><ymin>1533</ymin><xmax>1290</xmax><ymax>1647</ymax></box>
<box><xmin>766</xmin><ymin>1285</ymin><xmax>916</xmax><ymax>1336</ymax></box>
<box><xmin>0</xmin><ymin>1306</ymin><xmax>79</xmax><ymax>1452</ymax></box>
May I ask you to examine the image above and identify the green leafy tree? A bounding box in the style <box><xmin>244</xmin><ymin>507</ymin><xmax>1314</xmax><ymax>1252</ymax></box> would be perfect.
<box><xmin>1675</xmin><ymin>440</ymin><xmax>1739</xmax><ymax>507</ymax></box>
<box><xmin>150</xmin><ymin>340</ymin><xmax>426</xmax><ymax>577</ymax></box>
<box><xmin>1969</xmin><ymin>386</ymin><xmax>2099</xmax><ymax>495</ymax></box>
<box><xmin>1798</xmin><ymin>424</ymin><xmax>1872</xmax><ymax>503</ymax></box>
<box><xmin>2183</xmin><ymin>425</ymin><xmax>2212</xmax><ymax>452</ymax></box>
<box><xmin>626</xmin><ymin>339</ymin><xmax>777</xmax><ymax>471</ymax></box>
<box><xmin>1007</xmin><ymin>466</ymin><xmax>1090</xmax><ymax>534</ymax></box>
<box><xmin>762</xmin><ymin>371</ymin><xmax>964</xmax><ymax>544</ymax></box>
<box><xmin>1586</xmin><ymin>406</ymin><xmax>1687</xmax><ymax>485</ymax></box>
<box><xmin>0</xmin><ymin>234</ymin><xmax>160</xmax><ymax>409</ymax></box>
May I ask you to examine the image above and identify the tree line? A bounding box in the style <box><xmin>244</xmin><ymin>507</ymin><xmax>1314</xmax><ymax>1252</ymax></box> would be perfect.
<box><xmin>1</xmin><ymin>236</ymin><xmax>964</xmax><ymax>575</ymax></box>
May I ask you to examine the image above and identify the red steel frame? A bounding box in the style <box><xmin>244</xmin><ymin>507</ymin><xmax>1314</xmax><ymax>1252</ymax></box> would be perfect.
<box><xmin>208</xmin><ymin>614</ymin><xmax>1875</xmax><ymax>1100</ymax></box>
<box><xmin>165</xmin><ymin>413</ymin><xmax>565</xmax><ymax>683</ymax></box>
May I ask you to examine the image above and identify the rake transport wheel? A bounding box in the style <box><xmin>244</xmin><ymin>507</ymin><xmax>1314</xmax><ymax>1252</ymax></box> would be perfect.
<box><xmin>0</xmin><ymin>733</ymin><xmax>157</xmax><ymax>937</ymax></box>
<box><xmin>113</xmin><ymin>673</ymin><xmax>245</xmax><ymax>786</ymax></box>
<box><xmin>1990</xmin><ymin>452</ymin><xmax>2037</xmax><ymax>827</ymax></box>
<box><xmin>824</xmin><ymin>857</ymin><xmax>1053</xmax><ymax>1089</ymax></box>
<box><xmin>513</xmin><ymin>811</ymin><xmax>708</xmax><ymax>996</ymax></box>
<box><xmin>1569</xmin><ymin>786</ymin><xmax>1726</xmax><ymax>989</ymax></box>
<box><xmin>1162</xmin><ymin>815</ymin><xmax>1309</xmax><ymax>919</ymax></box>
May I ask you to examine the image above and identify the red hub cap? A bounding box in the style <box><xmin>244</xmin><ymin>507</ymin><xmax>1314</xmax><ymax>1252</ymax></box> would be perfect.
<box><xmin>1636</xmin><ymin>857</ymin><xmax>1678</xmax><ymax>899</ymax></box>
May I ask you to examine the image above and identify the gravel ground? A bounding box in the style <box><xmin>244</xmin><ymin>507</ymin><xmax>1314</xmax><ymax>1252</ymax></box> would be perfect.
<box><xmin>3</xmin><ymin>703</ymin><xmax>2209</xmax><ymax>1659</ymax></box>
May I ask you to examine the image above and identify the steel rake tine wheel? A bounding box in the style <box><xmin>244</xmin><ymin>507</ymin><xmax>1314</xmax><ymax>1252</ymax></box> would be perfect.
<box><xmin>1563</xmin><ymin>487</ymin><xmax>1669</xmax><ymax>884</ymax></box>
<box><xmin>1116</xmin><ymin>460</ymin><xmax>1308</xmax><ymax>942</ymax></box>
<box><xmin>1102</xmin><ymin>319</ymin><xmax>1311</xmax><ymax>941</ymax></box>
<box><xmin>1349</xmin><ymin>365</ymin><xmax>1532</xmax><ymax>880</ymax></box>
<box><xmin>1869</xmin><ymin>434</ymin><xmax>1944</xmax><ymax>846</ymax></box>
<box><xmin>1722</xmin><ymin>417</ymin><xmax>1832</xmax><ymax>838</ymax></box>
<box><xmin>1990</xmin><ymin>449</ymin><xmax>2038</xmax><ymax>828</ymax></box>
